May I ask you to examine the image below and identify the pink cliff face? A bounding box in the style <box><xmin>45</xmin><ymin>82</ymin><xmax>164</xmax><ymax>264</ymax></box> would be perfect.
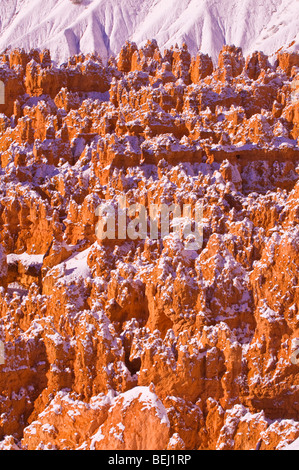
<box><xmin>0</xmin><ymin>42</ymin><xmax>298</xmax><ymax>450</ymax></box>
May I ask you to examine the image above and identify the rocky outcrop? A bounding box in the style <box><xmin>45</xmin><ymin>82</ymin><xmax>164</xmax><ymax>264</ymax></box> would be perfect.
<box><xmin>190</xmin><ymin>52</ymin><xmax>214</xmax><ymax>83</ymax></box>
<box><xmin>0</xmin><ymin>245</ymin><xmax>7</xmax><ymax>287</ymax></box>
<box><xmin>89</xmin><ymin>386</ymin><xmax>170</xmax><ymax>450</ymax></box>
<box><xmin>0</xmin><ymin>45</ymin><xmax>298</xmax><ymax>450</ymax></box>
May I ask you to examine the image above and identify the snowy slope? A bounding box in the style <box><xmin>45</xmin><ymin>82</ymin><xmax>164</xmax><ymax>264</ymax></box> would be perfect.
<box><xmin>0</xmin><ymin>0</ymin><xmax>298</xmax><ymax>64</ymax></box>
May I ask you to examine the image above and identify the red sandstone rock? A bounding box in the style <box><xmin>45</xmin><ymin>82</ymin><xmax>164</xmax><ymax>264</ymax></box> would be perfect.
<box><xmin>89</xmin><ymin>386</ymin><xmax>170</xmax><ymax>450</ymax></box>
<box><xmin>277</xmin><ymin>51</ymin><xmax>299</xmax><ymax>76</ymax></box>
<box><xmin>117</xmin><ymin>41</ymin><xmax>138</xmax><ymax>73</ymax></box>
<box><xmin>190</xmin><ymin>52</ymin><xmax>214</xmax><ymax>82</ymax></box>
<box><xmin>215</xmin><ymin>45</ymin><xmax>245</xmax><ymax>82</ymax></box>
<box><xmin>245</xmin><ymin>51</ymin><xmax>271</xmax><ymax>80</ymax></box>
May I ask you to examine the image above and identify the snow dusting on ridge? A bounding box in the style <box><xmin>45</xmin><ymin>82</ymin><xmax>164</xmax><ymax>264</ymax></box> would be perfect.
<box><xmin>0</xmin><ymin>0</ymin><xmax>297</xmax><ymax>64</ymax></box>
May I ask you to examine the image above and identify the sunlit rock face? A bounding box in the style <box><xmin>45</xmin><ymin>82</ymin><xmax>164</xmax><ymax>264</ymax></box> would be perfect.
<box><xmin>0</xmin><ymin>44</ymin><xmax>298</xmax><ymax>450</ymax></box>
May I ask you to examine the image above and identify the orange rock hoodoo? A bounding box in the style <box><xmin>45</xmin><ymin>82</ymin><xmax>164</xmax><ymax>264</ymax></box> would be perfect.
<box><xmin>0</xmin><ymin>41</ymin><xmax>298</xmax><ymax>450</ymax></box>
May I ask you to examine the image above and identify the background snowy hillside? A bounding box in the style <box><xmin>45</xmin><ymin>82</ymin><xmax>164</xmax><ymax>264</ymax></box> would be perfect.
<box><xmin>0</xmin><ymin>0</ymin><xmax>298</xmax><ymax>64</ymax></box>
